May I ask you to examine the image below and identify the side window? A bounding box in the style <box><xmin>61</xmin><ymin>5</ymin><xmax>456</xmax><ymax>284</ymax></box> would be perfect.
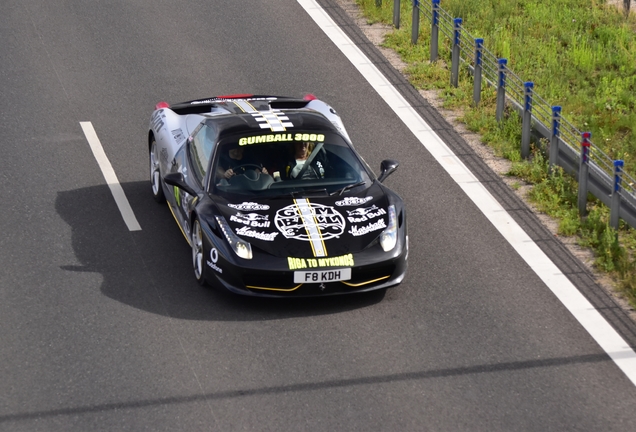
<box><xmin>189</xmin><ymin>124</ymin><xmax>214</xmax><ymax>184</ymax></box>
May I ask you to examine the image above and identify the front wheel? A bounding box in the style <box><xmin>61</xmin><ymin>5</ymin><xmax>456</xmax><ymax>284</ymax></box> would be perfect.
<box><xmin>150</xmin><ymin>139</ymin><xmax>165</xmax><ymax>203</ymax></box>
<box><xmin>192</xmin><ymin>219</ymin><xmax>207</xmax><ymax>286</ymax></box>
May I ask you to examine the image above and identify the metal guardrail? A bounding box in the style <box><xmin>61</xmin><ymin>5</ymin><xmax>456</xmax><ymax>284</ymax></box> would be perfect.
<box><xmin>388</xmin><ymin>0</ymin><xmax>636</xmax><ymax>230</ymax></box>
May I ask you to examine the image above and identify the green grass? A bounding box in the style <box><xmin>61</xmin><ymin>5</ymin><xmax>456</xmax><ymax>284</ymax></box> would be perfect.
<box><xmin>355</xmin><ymin>0</ymin><xmax>636</xmax><ymax>306</ymax></box>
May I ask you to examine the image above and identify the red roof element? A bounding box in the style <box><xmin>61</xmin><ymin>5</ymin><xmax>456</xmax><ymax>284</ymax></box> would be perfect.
<box><xmin>155</xmin><ymin>101</ymin><xmax>170</xmax><ymax>109</ymax></box>
<box><xmin>303</xmin><ymin>94</ymin><xmax>317</xmax><ymax>101</ymax></box>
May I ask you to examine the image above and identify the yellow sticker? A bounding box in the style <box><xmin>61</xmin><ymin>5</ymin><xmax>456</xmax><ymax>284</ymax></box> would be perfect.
<box><xmin>174</xmin><ymin>186</ymin><xmax>181</xmax><ymax>206</ymax></box>
<box><xmin>288</xmin><ymin>253</ymin><xmax>354</xmax><ymax>270</ymax></box>
<box><xmin>239</xmin><ymin>133</ymin><xmax>325</xmax><ymax>146</ymax></box>
<box><xmin>293</xmin><ymin>133</ymin><xmax>325</xmax><ymax>142</ymax></box>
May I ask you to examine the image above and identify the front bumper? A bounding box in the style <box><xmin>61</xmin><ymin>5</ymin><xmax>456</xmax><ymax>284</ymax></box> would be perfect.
<box><xmin>206</xmin><ymin>236</ymin><xmax>408</xmax><ymax>298</ymax></box>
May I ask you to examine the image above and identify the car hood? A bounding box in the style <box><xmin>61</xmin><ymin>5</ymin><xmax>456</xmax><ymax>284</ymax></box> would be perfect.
<box><xmin>217</xmin><ymin>184</ymin><xmax>391</xmax><ymax>258</ymax></box>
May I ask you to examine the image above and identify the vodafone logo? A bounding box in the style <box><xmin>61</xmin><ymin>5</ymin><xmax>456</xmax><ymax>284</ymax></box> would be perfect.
<box><xmin>207</xmin><ymin>248</ymin><xmax>222</xmax><ymax>273</ymax></box>
<box><xmin>210</xmin><ymin>248</ymin><xmax>219</xmax><ymax>263</ymax></box>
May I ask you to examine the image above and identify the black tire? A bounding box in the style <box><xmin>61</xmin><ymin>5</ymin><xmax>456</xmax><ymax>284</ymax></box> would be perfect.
<box><xmin>149</xmin><ymin>139</ymin><xmax>165</xmax><ymax>203</ymax></box>
<box><xmin>192</xmin><ymin>219</ymin><xmax>208</xmax><ymax>286</ymax></box>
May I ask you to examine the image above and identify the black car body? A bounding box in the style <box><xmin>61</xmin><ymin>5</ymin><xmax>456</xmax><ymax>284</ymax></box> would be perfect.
<box><xmin>148</xmin><ymin>94</ymin><xmax>407</xmax><ymax>297</ymax></box>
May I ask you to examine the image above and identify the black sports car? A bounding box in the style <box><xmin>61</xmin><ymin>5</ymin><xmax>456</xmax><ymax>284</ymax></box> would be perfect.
<box><xmin>148</xmin><ymin>94</ymin><xmax>407</xmax><ymax>297</ymax></box>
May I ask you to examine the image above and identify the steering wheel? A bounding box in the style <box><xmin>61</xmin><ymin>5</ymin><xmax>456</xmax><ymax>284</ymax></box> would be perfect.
<box><xmin>231</xmin><ymin>164</ymin><xmax>263</xmax><ymax>181</ymax></box>
<box><xmin>224</xmin><ymin>163</ymin><xmax>274</xmax><ymax>191</ymax></box>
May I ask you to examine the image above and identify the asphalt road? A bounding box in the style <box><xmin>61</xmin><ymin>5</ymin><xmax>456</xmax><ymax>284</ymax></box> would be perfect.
<box><xmin>2</xmin><ymin>0</ymin><xmax>636</xmax><ymax>430</ymax></box>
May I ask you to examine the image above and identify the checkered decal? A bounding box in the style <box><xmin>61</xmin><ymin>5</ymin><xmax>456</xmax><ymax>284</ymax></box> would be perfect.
<box><xmin>231</xmin><ymin>100</ymin><xmax>294</xmax><ymax>132</ymax></box>
<box><xmin>252</xmin><ymin>110</ymin><xmax>294</xmax><ymax>132</ymax></box>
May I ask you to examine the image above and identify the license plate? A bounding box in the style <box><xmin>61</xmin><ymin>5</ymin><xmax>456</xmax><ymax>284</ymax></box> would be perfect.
<box><xmin>294</xmin><ymin>268</ymin><xmax>352</xmax><ymax>283</ymax></box>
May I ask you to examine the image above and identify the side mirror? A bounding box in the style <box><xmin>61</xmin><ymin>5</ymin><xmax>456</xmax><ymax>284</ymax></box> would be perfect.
<box><xmin>378</xmin><ymin>159</ymin><xmax>399</xmax><ymax>183</ymax></box>
<box><xmin>164</xmin><ymin>172</ymin><xmax>197</xmax><ymax>196</ymax></box>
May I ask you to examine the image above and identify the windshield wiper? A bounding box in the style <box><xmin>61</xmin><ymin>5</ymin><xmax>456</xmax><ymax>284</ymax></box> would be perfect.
<box><xmin>291</xmin><ymin>188</ymin><xmax>328</xmax><ymax>198</ymax></box>
<box><xmin>331</xmin><ymin>181</ymin><xmax>366</xmax><ymax>196</ymax></box>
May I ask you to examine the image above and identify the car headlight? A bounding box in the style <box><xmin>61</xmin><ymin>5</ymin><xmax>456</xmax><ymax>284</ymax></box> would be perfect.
<box><xmin>215</xmin><ymin>215</ymin><xmax>253</xmax><ymax>259</ymax></box>
<box><xmin>379</xmin><ymin>205</ymin><xmax>397</xmax><ymax>252</ymax></box>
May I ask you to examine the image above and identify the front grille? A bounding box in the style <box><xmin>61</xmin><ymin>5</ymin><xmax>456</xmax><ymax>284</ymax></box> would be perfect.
<box><xmin>239</xmin><ymin>262</ymin><xmax>396</xmax><ymax>296</ymax></box>
<box><xmin>243</xmin><ymin>271</ymin><xmax>297</xmax><ymax>290</ymax></box>
<box><xmin>348</xmin><ymin>263</ymin><xmax>395</xmax><ymax>285</ymax></box>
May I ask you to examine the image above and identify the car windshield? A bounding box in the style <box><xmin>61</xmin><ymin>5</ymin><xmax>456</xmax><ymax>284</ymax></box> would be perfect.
<box><xmin>210</xmin><ymin>131</ymin><xmax>372</xmax><ymax>198</ymax></box>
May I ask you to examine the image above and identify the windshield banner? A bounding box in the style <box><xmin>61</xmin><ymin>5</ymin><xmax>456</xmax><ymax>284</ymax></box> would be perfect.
<box><xmin>239</xmin><ymin>133</ymin><xmax>325</xmax><ymax>146</ymax></box>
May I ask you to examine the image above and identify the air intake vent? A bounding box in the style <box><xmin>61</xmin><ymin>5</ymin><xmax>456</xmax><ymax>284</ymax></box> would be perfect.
<box><xmin>269</xmin><ymin>100</ymin><xmax>310</xmax><ymax>110</ymax></box>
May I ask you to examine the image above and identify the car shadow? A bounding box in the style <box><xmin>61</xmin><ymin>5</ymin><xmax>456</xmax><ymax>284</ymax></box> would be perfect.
<box><xmin>55</xmin><ymin>181</ymin><xmax>387</xmax><ymax>321</ymax></box>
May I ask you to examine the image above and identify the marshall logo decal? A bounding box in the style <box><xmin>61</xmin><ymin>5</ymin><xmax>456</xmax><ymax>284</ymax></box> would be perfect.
<box><xmin>235</xmin><ymin>226</ymin><xmax>278</xmax><ymax>241</ymax></box>
<box><xmin>348</xmin><ymin>219</ymin><xmax>387</xmax><ymax>237</ymax></box>
<box><xmin>228</xmin><ymin>202</ymin><xmax>270</xmax><ymax>211</ymax></box>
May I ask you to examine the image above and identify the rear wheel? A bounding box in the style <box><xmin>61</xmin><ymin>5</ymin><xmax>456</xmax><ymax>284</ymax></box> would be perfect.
<box><xmin>192</xmin><ymin>219</ymin><xmax>207</xmax><ymax>286</ymax></box>
<box><xmin>149</xmin><ymin>139</ymin><xmax>165</xmax><ymax>203</ymax></box>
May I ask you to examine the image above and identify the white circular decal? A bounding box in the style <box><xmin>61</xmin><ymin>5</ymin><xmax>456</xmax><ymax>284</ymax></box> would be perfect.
<box><xmin>275</xmin><ymin>203</ymin><xmax>345</xmax><ymax>241</ymax></box>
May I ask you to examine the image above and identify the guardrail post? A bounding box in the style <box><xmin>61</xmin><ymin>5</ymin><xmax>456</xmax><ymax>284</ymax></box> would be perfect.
<box><xmin>430</xmin><ymin>0</ymin><xmax>439</xmax><ymax>61</ymax></box>
<box><xmin>411</xmin><ymin>0</ymin><xmax>420</xmax><ymax>44</ymax></box>
<box><xmin>610</xmin><ymin>160</ymin><xmax>624</xmax><ymax>229</ymax></box>
<box><xmin>549</xmin><ymin>106</ymin><xmax>562</xmax><ymax>171</ymax></box>
<box><xmin>521</xmin><ymin>82</ymin><xmax>534</xmax><ymax>159</ymax></box>
<box><xmin>473</xmin><ymin>38</ymin><xmax>484</xmax><ymax>106</ymax></box>
<box><xmin>393</xmin><ymin>0</ymin><xmax>400</xmax><ymax>28</ymax></box>
<box><xmin>451</xmin><ymin>18</ymin><xmax>462</xmax><ymax>88</ymax></box>
<box><xmin>578</xmin><ymin>132</ymin><xmax>591</xmax><ymax>217</ymax></box>
<box><xmin>496</xmin><ymin>59</ymin><xmax>508</xmax><ymax>122</ymax></box>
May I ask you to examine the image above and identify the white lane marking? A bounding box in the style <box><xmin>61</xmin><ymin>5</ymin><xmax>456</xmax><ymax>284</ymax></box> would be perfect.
<box><xmin>297</xmin><ymin>0</ymin><xmax>636</xmax><ymax>385</ymax></box>
<box><xmin>80</xmin><ymin>121</ymin><xmax>142</xmax><ymax>231</ymax></box>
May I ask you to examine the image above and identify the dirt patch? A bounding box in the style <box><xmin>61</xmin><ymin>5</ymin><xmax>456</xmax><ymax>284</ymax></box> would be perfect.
<box><xmin>607</xmin><ymin>0</ymin><xmax>636</xmax><ymax>15</ymax></box>
<box><xmin>334</xmin><ymin>0</ymin><xmax>636</xmax><ymax>321</ymax></box>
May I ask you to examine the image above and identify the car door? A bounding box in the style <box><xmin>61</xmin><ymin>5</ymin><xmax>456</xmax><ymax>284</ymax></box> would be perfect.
<box><xmin>168</xmin><ymin>122</ymin><xmax>214</xmax><ymax>241</ymax></box>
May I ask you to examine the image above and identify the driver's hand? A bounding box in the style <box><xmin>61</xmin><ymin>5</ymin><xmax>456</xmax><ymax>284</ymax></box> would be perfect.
<box><xmin>261</xmin><ymin>167</ymin><xmax>268</xmax><ymax>175</ymax></box>
<box><xmin>224</xmin><ymin>168</ymin><xmax>235</xmax><ymax>179</ymax></box>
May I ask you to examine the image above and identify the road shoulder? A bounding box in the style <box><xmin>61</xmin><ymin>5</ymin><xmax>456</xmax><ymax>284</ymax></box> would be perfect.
<box><xmin>330</xmin><ymin>0</ymin><xmax>636</xmax><ymax>327</ymax></box>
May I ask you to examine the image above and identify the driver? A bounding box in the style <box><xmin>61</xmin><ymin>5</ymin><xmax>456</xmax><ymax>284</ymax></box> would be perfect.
<box><xmin>217</xmin><ymin>144</ymin><xmax>268</xmax><ymax>180</ymax></box>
